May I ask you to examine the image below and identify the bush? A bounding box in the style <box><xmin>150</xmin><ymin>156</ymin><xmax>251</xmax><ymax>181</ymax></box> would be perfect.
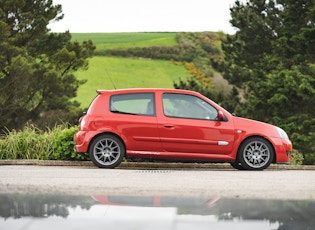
<box><xmin>290</xmin><ymin>149</ymin><xmax>304</xmax><ymax>165</ymax></box>
<box><xmin>52</xmin><ymin>126</ymin><xmax>89</xmax><ymax>161</ymax></box>
<box><xmin>303</xmin><ymin>152</ymin><xmax>315</xmax><ymax>165</ymax></box>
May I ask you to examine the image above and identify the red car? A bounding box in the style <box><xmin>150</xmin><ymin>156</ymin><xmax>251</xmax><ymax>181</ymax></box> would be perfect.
<box><xmin>74</xmin><ymin>88</ymin><xmax>292</xmax><ymax>170</ymax></box>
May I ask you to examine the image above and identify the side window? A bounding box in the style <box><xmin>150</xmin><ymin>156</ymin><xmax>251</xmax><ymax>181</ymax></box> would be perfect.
<box><xmin>110</xmin><ymin>93</ymin><xmax>155</xmax><ymax>116</ymax></box>
<box><xmin>162</xmin><ymin>93</ymin><xmax>218</xmax><ymax>120</ymax></box>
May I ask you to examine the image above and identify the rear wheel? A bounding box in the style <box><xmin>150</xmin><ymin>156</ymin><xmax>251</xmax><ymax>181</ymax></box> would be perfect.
<box><xmin>89</xmin><ymin>134</ymin><xmax>125</xmax><ymax>168</ymax></box>
<box><xmin>238</xmin><ymin>137</ymin><xmax>274</xmax><ymax>170</ymax></box>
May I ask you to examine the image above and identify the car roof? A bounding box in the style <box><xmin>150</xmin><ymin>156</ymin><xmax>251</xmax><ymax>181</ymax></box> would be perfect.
<box><xmin>96</xmin><ymin>88</ymin><xmax>202</xmax><ymax>95</ymax></box>
<box><xmin>95</xmin><ymin>88</ymin><xmax>232</xmax><ymax>118</ymax></box>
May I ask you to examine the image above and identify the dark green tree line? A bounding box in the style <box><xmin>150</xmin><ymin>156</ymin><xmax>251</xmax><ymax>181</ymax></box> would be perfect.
<box><xmin>0</xmin><ymin>0</ymin><xmax>95</xmax><ymax>131</ymax></box>
<box><xmin>219</xmin><ymin>0</ymin><xmax>315</xmax><ymax>163</ymax></box>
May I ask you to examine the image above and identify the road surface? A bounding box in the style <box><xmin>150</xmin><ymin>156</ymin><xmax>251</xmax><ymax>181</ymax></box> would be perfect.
<box><xmin>0</xmin><ymin>165</ymin><xmax>314</xmax><ymax>200</ymax></box>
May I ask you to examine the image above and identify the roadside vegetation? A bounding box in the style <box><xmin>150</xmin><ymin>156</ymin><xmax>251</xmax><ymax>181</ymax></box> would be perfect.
<box><xmin>0</xmin><ymin>125</ymin><xmax>88</xmax><ymax>161</ymax></box>
<box><xmin>0</xmin><ymin>0</ymin><xmax>314</xmax><ymax>164</ymax></box>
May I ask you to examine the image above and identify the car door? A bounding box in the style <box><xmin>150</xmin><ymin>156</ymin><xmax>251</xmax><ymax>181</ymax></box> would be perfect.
<box><xmin>109</xmin><ymin>92</ymin><xmax>162</xmax><ymax>153</ymax></box>
<box><xmin>157</xmin><ymin>93</ymin><xmax>235</xmax><ymax>155</ymax></box>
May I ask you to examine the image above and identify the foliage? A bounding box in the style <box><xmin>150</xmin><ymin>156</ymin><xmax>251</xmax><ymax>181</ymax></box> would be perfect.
<box><xmin>176</xmin><ymin>32</ymin><xmax>226</xmax><ymax>79</ymax></box>
<box><xmin>184</xmin><ymin>62</ymin><xmax>212</xmax><ymax>88</ymax></box>
<box><xmin>218</xmin><ymin>0</ymin><xmax>315</xmax><ymax>163</ymax></box>
<box><xmin>0</xmin><ymin>125</ymin><xmax>54</xmax><ymax>160</ymax></box>
<box><xmin>0</xmin><ymin>0</ymin><xmax>95</xmax><ymax>132</ymax></box>
<box><xmin>303</xmin><ymin>153</ymin><xmax>315</xmax><ymax>165</ymax></box>
<box><xmin>52</xmin><ymin>126</ymin><xmax>89</xmax><ymax>161</ymax></box>
<box><xmin>96</xmin><ymin>44</ymin><xmax>198</xmax><ymax>62</ymax></box>
<box><xmin>289</xmin><ymin>149</ymin><xmax>304</xmax><ymax>166</ymax></box>
<box><xmin>174</xmin><ymin>78</ymin><xmax>215</xmax><ymax>99</ymax></box>
<box><xmin>0</xmin><ymin>125</ymin><xmax>88</xmax><ymax>161</ymax></box>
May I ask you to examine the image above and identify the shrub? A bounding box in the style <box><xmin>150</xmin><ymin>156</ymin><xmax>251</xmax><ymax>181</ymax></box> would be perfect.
<box><xmin>52</xmin><ymin>126</ymin><xmax>89</xmax><ymax>161</ymax></box>
<box><xmin>303</xmin><ymin>152</ymin><xmax>315</xmax><ymax>165</ymax></box>
<box><xmin>290</xmin><ymin>149</ymin><xmax>304</xmax><ymax>165</ymax></box>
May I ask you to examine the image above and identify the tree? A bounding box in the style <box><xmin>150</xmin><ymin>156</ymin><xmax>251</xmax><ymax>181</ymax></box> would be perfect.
<box><xmin>0</xmin><ymin>0</ymin><xmax>95</xmax><ymax>131</ymax></box>
<box><xmin>219</xmin><ymin>0</ymin><xmax>315</xmax><ymax>163</ymax></box>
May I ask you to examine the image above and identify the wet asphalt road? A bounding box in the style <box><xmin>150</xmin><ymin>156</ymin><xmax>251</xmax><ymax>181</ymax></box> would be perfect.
<box><xmin>0</xmin><ymin>164</ymin><xmax>314</xmax><ymax>200</ymax></box>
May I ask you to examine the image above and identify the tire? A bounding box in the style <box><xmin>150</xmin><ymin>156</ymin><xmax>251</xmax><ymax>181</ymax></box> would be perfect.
<box><xmin>89</xmin><ymin>134</ymin><xmax>125</xmax><ymax>168</ymax></box>
<box><xmin>237</xmin><ymin>137</ymin><xmax>274</xmax><ymax>170</ymax></box>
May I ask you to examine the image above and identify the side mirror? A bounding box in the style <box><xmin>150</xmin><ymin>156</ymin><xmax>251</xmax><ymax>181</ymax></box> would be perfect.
<box><xmin>217</xmin><ymin>110</ymin><xmax>224</xmax><ymax>121</ymax></box>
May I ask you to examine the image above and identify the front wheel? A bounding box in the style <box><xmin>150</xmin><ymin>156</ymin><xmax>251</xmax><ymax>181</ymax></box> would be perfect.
<box><xmin>238</xmin><ymin>137</ymin><xmax>274</xmax><ymax>170</ymax></box>
<box><xmin>89</xmin><ymin>134</ymin><xmax>125</xmax><ymax>168</ymax></box>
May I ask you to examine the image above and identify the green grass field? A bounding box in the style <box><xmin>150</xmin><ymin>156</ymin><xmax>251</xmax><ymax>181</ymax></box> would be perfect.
<box><xmin>71</xmin><ymin>32</ymin><xmax>177</xmax><ymax>50</ymax></box>
<box><xmin>75</xmin><ymin>56</ymin><xmax>190</xmax><ymax>108</ymax></box>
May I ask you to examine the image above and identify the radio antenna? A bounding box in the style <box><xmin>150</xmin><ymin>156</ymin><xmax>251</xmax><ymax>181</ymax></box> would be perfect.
<box><xmin>105</xmin><ymin>68</ymin><xmax>117</xmax><ymax>90</ymax></box>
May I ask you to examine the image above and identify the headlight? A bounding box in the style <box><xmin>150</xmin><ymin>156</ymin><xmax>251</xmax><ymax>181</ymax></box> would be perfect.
<box><xmin>276</xmin><ymin>126</ymin><xmax>289</xmax><ymax>139</ymax></box>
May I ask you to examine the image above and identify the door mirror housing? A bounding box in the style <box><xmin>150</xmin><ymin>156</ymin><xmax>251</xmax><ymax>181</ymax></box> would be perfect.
<box><xmin>217</xmin><ymin>110</ymin><xmax>225</xmax><ymax>121</ymax></box>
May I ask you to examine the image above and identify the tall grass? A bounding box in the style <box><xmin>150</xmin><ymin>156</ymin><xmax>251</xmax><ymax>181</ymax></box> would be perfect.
<box><xmin>0</xmin><ymin>125</ymin><xmax>88</xmax><ymax>161</ymax></box>
<box><xmin>0</xmin><ymin>125</ymin><xmax>57</xmax><ymax>160</ymax></box>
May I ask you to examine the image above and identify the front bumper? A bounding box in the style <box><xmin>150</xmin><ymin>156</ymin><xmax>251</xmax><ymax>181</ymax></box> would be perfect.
<box><xmin>274</xmin><ymin>138</ymin><xmax>293</xmax><ymax>163</ymax></box>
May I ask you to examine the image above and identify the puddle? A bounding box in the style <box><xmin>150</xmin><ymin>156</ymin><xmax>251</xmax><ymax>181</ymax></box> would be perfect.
<box><xmin>0</xmin><ymin>194</ymin><xmax>314</xmax><ymax>229</ymax></box>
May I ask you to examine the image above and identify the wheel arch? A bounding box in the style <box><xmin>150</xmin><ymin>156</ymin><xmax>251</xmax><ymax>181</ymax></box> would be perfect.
<box><xmin>88</xmin><ymin>132</ymin><xmax>127</xmax><ymax>157</ymax></box>
<box><xmin>237</xmin><ymin>135</ymin><xmax>276</xmax><ymax>164</ymax></box>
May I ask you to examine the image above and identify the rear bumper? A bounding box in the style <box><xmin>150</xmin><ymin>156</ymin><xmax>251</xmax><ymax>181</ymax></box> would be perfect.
<box><xmin>74</xmin><ymin>131</ymin><xmax>89</xmax><ymax>153</ymax></box>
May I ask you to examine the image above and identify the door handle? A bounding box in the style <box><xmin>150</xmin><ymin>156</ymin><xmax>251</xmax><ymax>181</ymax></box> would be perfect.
<box><xmin>164</xmin><ymin>124</ymin><xmax>174</xmax><ymax>129</ymax></box>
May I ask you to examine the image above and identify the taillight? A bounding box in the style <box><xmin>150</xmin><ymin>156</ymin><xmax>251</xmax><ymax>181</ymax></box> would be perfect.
<box><xmin>78</xmin><ymin>116</ymin><xmax>87</xmax><ymax>131</ymax></box>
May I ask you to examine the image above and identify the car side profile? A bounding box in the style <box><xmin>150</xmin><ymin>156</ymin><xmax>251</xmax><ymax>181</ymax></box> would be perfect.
<box><xmin>74</xmin><ymin>88</ymin><xmax>292</xmax><ymax>170</ymax></box>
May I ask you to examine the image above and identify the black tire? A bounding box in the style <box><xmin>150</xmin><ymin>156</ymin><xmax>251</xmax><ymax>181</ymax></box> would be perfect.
<box><xmin>89</xmin><ymin>134</ymin><xmax>125</xmax><ymax>168</ymax></box>
<box><xmin>237</xmin><ymin>137</ymin><xmax>274</xmax><ymax>170</ymax></box>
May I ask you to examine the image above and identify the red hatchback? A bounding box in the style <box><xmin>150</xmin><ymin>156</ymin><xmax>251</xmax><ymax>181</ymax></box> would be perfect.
<box><xmin>74</xmin><ymin>88</ymin><xmax>292</xmax><ymax>170</ymax></box>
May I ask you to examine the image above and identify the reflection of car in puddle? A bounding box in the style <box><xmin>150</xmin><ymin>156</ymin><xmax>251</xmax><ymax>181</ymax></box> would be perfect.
<box><xmin>92</xmin><ymin>195</ymin><xmax>315</xmax><ymax>229</ymax></box>
<box><xmin>0</xmin><ymin>194</ymin><xmax>314</xmax><ymax>230</ymax></box>
<box><xmin>91</xmin><ymin>195</ymin><xmax>220</xmax><ymax>208</ymax></box>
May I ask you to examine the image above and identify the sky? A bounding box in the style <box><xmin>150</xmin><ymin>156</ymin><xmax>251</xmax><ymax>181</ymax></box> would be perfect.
<box><xmin>48</xmin><ymin>0</ymin><xmax>239</xmax><ymax>34</ymax></box>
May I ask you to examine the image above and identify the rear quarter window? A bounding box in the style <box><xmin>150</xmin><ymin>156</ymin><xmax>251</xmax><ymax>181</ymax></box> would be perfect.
<box><xmin>110</xmin><ymin>93</ymin><xmax>155</xmax><ymax>116</ymax></box>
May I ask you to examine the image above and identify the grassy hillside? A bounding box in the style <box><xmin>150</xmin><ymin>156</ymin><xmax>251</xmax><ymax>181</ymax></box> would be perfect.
<box><xmin>75</xmin><ymin>56</ymin><xmax>190</xmax><ymax>108</ymax></box>
<box><xmin>71</xmin><ymin>32</ymin><xmax>177</xmax><ymax>50</ymax></box>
